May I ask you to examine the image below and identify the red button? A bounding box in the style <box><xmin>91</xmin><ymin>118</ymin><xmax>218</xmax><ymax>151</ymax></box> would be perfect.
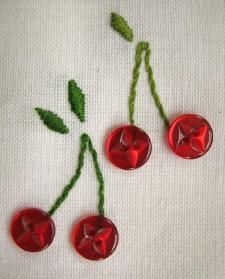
<box><xmin>105</xmin><ymin>125</ymin><xmax>152</xmax><ymax>170</ymax></box>
<box><xmin>168</xmin><ymin>114</ymin><xmax>213</xmax><ymax>159</ymax></box>
<box><xmin>72</xmin><ymin>215</ymin><xmax>119</xmax><ymax>261</ymax></box>
<box><xmin>11</xmin><ymin>208</ymin><xmax>55</xmax><ymax>252</ymax></box>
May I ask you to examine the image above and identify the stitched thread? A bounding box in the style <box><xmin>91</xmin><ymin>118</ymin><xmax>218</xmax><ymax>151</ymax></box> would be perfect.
<box><xmin>129</xmin><ymin>42</ymin><xmax>170</xmax><ymax>128</ymax></box>
<box><xmin>111</xmin><ymin>12</ymin><xmax>134</xmax><ymax>42</ymax></box>
<box><xmin>68</xmin><ymin>80</ymin><xmax>85</xmax><ymax>122</ymax></box>
<box><xmin>48</xmin><ymin>133</ymin><xmax>105</xmax><ymax>216</ymax></box>
<box><xmin>35</xmin><ymin>108</ymin><xmax>69</xmax><ymax>134</ymax></box>
<box><xmin>87</xmin><ymin>136</ymin><xmax>105</xmax><ymax>216</ymax></box>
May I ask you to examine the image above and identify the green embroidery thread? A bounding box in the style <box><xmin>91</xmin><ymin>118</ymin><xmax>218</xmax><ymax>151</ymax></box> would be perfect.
<box><xmin>48</xmin><ymin>133</ymin><xmax>105</xmax><ymax>216</ymax></box>
<box><xmin>35</xmin><ymin>108</ymin><xmax>69</xmax><ymax>134</ymax></box>
<box><xmin>129</xmin><ymin>42</ymin><xmax>170</xmax><ymax>128</ymax></box>
<box><xmin>68</xmin><ymin>80</ymin><xmax>85</xmax><ymax>122</ymax></box>
<box><xmin>36</xmin><ymin>80</ymin><xmax>105</xmax><ymax>217</ymax></box>
<box><xmin>111</xmin><ymin>12</ymin><xmax>134</xmax><ymax>42</ymax></box>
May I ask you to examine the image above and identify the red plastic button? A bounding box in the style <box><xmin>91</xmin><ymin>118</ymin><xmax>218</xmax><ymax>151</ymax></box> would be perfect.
<box><xmin>11</xmin><ymin>208</ymin><xmax>55</xmax><ymax>252</ymax></box>
<box><xmin>72</xmin><ymin>215</ymin><xmax>119</xmax><ymax>261</ymax></box>
<box><xmin>168</xmin><ymin>114</ymin><xmax>213</xmax><ymax>159</ymax></box>
<box><xmin>105</xmin><ymin>125</ymin><xmax>152</xmax><ymax>170</ymax></box>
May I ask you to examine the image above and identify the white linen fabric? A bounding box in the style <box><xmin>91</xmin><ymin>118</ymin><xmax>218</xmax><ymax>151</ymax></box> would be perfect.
<box><xmin>0</xmin><ymin>1</ymin><xmax>225</xmax><ymax>278</ymax></box>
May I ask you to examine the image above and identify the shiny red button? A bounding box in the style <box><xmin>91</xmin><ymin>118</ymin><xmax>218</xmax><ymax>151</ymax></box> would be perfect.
<box><xmin>72</xmin><ymin>215</ymin><xmax>119</xmax><ymax>261</ymax></box>
<box><xmin>168</xmin><ymin>114</ymin><xmax>213</xmax><ymax>159</ymax></box>
<box><xmin>105</xmin><ymin>125</ymin><xmax>152</xmax><ymax>170</ymax></box>
<box><xmin>11</xmin><ymin>208</ymin><xmax>55</xmax><ymax>252</ymax></box>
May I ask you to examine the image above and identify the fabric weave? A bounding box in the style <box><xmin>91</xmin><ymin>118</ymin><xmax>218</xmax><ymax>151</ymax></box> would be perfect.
<box><xmin>0</xmin><ymin>1</ymin><xmax>225</xmax><ymax>278</ymax></box>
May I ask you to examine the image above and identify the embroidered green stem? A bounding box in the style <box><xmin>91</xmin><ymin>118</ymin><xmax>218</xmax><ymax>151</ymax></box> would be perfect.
<box><xmin>48</xmin><ymin>133</ymin><xmax>105</xmax><ymax>216</ymax></box>
<box><xmin>87</xmin><ymin>136</ymin><xmax>105</xmax><ymax>216</ymax></box>
<box><xmin>129</xmin><ymin>42</ymin><xmax>170</xmax><ymax>128</ymax></box>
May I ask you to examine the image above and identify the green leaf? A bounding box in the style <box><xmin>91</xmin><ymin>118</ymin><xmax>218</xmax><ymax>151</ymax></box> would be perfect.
<box><xmin>35</xmin><ymin>108</ymin><xmax>69</xmax><ymax>134</ymax></box>
<box><xmin>111</xmin><ymin>13</ymin><xmax>134</xmax><ymax>42</ymax></box>
<box><xmin>68</xmin><ymin>80</ymin><xmax>85</xmax><ymax>122</ymax></box>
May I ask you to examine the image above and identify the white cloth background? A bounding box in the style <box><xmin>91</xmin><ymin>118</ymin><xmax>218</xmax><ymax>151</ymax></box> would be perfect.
<box><xmin>0</xmin><ymin>1</ymin><xmax>225</xmax><ymax>278</ymax></box>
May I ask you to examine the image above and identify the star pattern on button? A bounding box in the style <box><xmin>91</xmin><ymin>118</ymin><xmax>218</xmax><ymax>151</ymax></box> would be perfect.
<box><xmin>105</xmin><ymin>125</ymin><xmax>152</xmax><ymax>170</ymax></box>
<box><xmin>110</xmin><ymin>129</ymin><xmax>148</xmax><ymax>168</ymax></box>
<box><xmin>168</xmin><ymin>114</ymin><xmax>213</xmax><ymax>159</ymax></box>
<box><xmin>11</xmin><ymin>208</ymin><xmax>55</xmax><ymax>252</ymax></box>
<box><xmin>176</xmin><ymin>123</ymin><xmax>209</xmax><ymax>153</ymax></box>
<box><xmin>78</xmin><ymin>223</ymin><xmax>112</xmax><ymax>256</ymax></box>
<box><xmin>72</xmin><ymin>215</ymin><xmax>119</xmax><ymax>261</ymax></box>
<box><xmin>16</xmin><ymin>216</ymin><xmax>50</xmax><ymax>248</ymax></box>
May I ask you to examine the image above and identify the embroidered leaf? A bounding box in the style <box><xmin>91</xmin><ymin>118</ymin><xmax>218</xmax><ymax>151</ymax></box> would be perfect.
<box><xmin>68</xmin><ymin>80</ymin><xmax>85</xmax><ymax>122</ymax></box>
<box><xmin>35</xmin><ymin>108</ymin><xmax>69</xmax><ymax>134</ymax></box>
<box><xmin>111</xmin><ymin>13</ymin><xmax>134</xmax><ymax>42</ymax></box>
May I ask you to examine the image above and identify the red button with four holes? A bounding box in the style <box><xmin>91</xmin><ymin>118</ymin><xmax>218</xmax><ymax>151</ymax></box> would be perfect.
<box><xmin>168</xmin><ymin>114</ymin><xmax>213</xmax><ymax>159</ymax></box>
<box><xmin>105</xmin><ymin>125</ymin><xmax>152</xmax><ymax>170</ymax></box>
<box><xmin>11</xmin><ymin>208</ymin><xmax>55</xmax><ymax>252</ymax></box>
<box><xmin>72</xmin><ymin>215</ymin><xmax>119</xmax><ymax>261</ymax></box>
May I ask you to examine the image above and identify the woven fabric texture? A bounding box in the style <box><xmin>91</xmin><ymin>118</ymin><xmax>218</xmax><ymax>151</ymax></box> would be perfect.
<box><xmin>0</xmin><ymin>1</ymin><xmax>225</xmax><ymax>278</ymax></box>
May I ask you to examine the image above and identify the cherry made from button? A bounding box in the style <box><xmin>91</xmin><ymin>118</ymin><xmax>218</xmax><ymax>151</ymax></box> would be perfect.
<box><xmin>168</xmin><ymin>114</ymin><xmax>213</xmax><ymax>159</ymax></box>
<box><xmin>72</xmin><ymin>215</ymin><xmax>119</xmax><ymax>261</ymax></box>
<box><xmin>105</xmin><ymin>125</ymin><xmax>152</xmax><ymax>170</ymax></box>
<box><xmin>11</xmin><ymin>208</ymin><xmax>55</xmax><ymax>252</ymax></box>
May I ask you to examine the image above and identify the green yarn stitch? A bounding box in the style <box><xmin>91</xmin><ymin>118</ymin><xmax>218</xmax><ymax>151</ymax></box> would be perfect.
<box><xmin>48</xmin><ymin>133</ymin><xmax>105</xmax><ymax>216</ymax></box>
<box><xmin>129</xmin><ymin>42</ymin><xmax>170</xmax><ymax>128</ymax></box>
<box><xmin>111</xmin><ymin>12</ymin><xmax>134</xmax><ymax>42</ymax></box>
<box><xmin>87</xmin><ymin>136</ymin><xmax>105</xmax><ymax>216</ymax></box>
<box><xmin>68</xmin><ymin>80</ymin><xmax>85</xmax><ymax>122</ymax></box>
<box><xmin>35</xmin><ymin>108</ymin><xmax>69</xmax><ymax>134</ymax></box>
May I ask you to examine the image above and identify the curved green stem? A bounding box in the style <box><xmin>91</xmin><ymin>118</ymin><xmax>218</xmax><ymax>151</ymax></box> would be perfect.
<box><xmin>129</xmin><ymin>41</ymin><xmax>170</xmax><ymax>128</ymax></box>
<box><xmin>48</xmin><ymin>133</ymin><xmax>105</xmax><ymax>216</ymax></box>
